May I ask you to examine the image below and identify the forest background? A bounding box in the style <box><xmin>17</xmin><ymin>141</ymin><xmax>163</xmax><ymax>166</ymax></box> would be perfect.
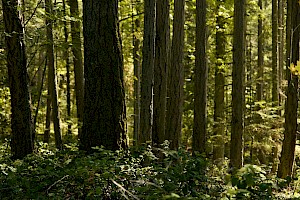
<box><xmin>1</xmin><ymin>0</ymin><xmax>300</xmax><ymax>199</ymax></box>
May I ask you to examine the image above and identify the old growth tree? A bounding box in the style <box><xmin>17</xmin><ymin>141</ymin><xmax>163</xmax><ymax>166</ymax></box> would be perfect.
<box><xmin>80</xmin><ymin>0</ymin><xmax>127</xmax><ymax>151</ymax></box>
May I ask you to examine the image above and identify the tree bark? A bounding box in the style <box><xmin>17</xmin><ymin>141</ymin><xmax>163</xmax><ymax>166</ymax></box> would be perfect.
<box><xmin>213</xmin><ymin>0</ymin><xmax>226</xmax><ymax>163</ymax></box>
<box><xmin>272</xmin><ymin>0</ymin><xmax>279</xmax><ymax>104</ymax></box>
<box><xmin>81</xmin><ymin>0</ymin><xmax>127</xmax><ymax>151</ymax></box>
<box><xmin>45</xmin><ymin>0</ymin><xmax>62</xmax><ymax>150</ymax></box>
<box><xmin>256</xmin><ymin>0</ymin><xmax>263</xmax><ymax>101</ymax></box>
<box><xmin>153</xmin><ymin>0</ymin><xmax>169</xmax><ymax>146</ymax></box>
<box><xmin>133</xmin><ymin>19</ymin><xmax>141</xmax><ymax>145</ymax></box>
<box><xmin>44</xmin><ymin>87</ymin><xmax>51</xmax><ymax>143</ymax></box>
<box><xmin>63</xmin><ymin>0</ymin><xmax>71</xmax><ymax>135</ymax></box>
<box><xmin>139</xmin><ymin>0</ymin><xmax>155</xmax><ymax>144</ymax></box>
<box><xmin>2</xmin><ymin>0</ymin><xmax>34</xmax><ymax>159</ymax></box>
<box><xmin>165</xmin><ymin>0</ymin><xmax>185</xmax><ymax>150</ymax></box>
<box><xmin>230</xmin><ymin>0</ymin><xmax>246</xmax><ymax>171</ymax></box>
<box><xmin>68</xmin><ymin>0</ymin><xmax>84</xmax><ymax>137</ymax></box>
<box><xmin>193</xmin><ymin>0</ymin><xmax>207</xmax><ymax>154</ymax></box>
<box><xmin>278</xmin><ymin>0</ymin><xmax>299</xmax><ymax>178</ymax></box>
<box><xmin>278</xmin><ymin>0</ymin><xmax>284</xmax><ymax>104</ymax></box>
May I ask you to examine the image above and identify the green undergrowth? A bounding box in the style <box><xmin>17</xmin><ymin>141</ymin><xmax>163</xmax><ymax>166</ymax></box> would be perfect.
<box><xmin>0</xmin><ymin>142</ymin><xmax>299</xmax><ymax>199</ymax></box>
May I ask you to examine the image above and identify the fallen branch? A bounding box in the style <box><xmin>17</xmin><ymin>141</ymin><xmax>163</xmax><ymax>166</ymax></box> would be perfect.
<box><xmin>110</xmin><ymin>178</ymin><xmax>140</xmax><ymax>200</ymax></box>
<box><xmin>46</xmin><ymin>175</ymin><xmax>69</xmax><ymax>194</ymax></box>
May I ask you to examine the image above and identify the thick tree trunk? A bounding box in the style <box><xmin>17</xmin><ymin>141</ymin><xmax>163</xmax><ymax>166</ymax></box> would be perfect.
<box><xmin>139</xmin><ymin>0</ymin><xmax>155</xmax><ymax>144</ymax></box>
<box><xmin>153</xmin><ymin>0</ymin><xmax>169</xmax><ymax>146</ymax></box>
<box><xmin>213</xmin><ymin>0</ymin><xmax>226</xmax><ymax>163</ymax></box>
<box><xmin>45</xmin><ymin>0</ymin><xmax>62</xmax><ymax>150</ymax></box>
<box><xmin>278</xmin><ymin>0</ymin><xmax>299</xmax><ymax>178</ymax></box>
<box><xmin>68</xmin><ymin>0</ymin><xmax>84</xmax><ymax>137</ymax></box>
<box><xmin>81</xmin><ymin>0</ymin><xmax>127</xmax><ymax>151</ymax></box>
<box><xmin>230</xmin><ymin>0</ymin><xmax>246</xmax><ymax>171</ymax></box>
<box><xmin>193</xmin><ymin>0</ymin><xmax>207</xmax><ymax>154</ymax></box>
<box><xmin>2</xmin><ymin>0</ymin><xmax>34</xmax><ymax>159</ymax></box>
<box><xmin>256</xmin><ymin>0</ymin><xmax>263</xmax><ymax>101</ymax></box>
<box><xmin>165</xmin><ymin>0</ymin><xmax>185</xmax><ymax>150</ymax></box>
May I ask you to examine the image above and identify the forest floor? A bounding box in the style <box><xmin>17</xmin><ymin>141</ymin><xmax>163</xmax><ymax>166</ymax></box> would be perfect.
<box><xmin>0</xmin><ymin>142</ymin><xmax>299</xmax><ymax>199</ymax></box>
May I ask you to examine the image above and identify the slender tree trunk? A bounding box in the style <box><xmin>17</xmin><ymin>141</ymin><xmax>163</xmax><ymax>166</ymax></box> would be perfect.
<box><xmin>193</xmin><ymin>0</ymin><xmax>207</xmax><ymax>154</ymax></box>
<box><xmin>64</xmin><ymin>3</ymin><xmax>71</xmax><ymax>131</ymax></box>
<box><xmin>44</xmin><ymin>87</ymin><xmax>51</xmax><ymax>143</ymax></box>
<box><xmin>81</xmin><ymin>0</ymin><xmax>127</xmax><ymax>151</ymax></box>
<box><xmin>278</xmin><ymin>0</ymin><xmax>284</xmax><ymax>105</ymax></box>
<box><xmin>256</xmin><ymin>0</ymin><xmax>263</xmax><ymax>101</ymax></box>
<box><xmin>153</xmin><ymin>0</ymin><xmax>169</xmax><ymax>146</ymax></box>
<box><xmin>278</xmin><ymin>0</ymin><xmax>299</xmax><ymax>178</ymax></box>
<box><xmin>213</xmin><ymin>0</ymin><xmax>226</xmax><ymax>163</ymax></box>
<box><xmin>272</xmin><ymin>0</ymin><xmax>279</xmax><ymax>104</ymax></box>
<box><xmin>230</xmin><ymin>0</ymin><xmax>246</xmax><ymax>171</ymax></box>
<box><xmin>63</xmin><ymin>0</ymin><xmax>71</xmax><ymax>135</ymax></box>
<box><xmin>133</xmin><ymin>19</ymin><xmax>141</xmax><ymax>145</ymax></box>
<box><xmin>165</xmin><ymin>0</ymin><xmax>185</xmax><ymax>150</ymax></box>
<box><xmin>34</xmin><ymin>62</ymin><xmax>46</xmax><ymax>131</ymax></box>
<box><xmin>68</xmin><ymin>0</ymin><xmax>84</xmax><ymax>137</ymax></box>
<box><xmin>285</xmin><ymin>0</ymin><xmax>292</xmax><ymax>79</ymax></box>
<box><xmin>2</xmin><ymin>0</ymin><xmax>34</xmax><ymax>158</ymax></box>
<box><xmin>45</xmin><ymin>0</ymin><xmax>62</xmax><ymax>150</ymax></box>
<box><xmin>139</xmin><ymin>0</ymin><xmax>155</xmax><ymax>144</ymax></box>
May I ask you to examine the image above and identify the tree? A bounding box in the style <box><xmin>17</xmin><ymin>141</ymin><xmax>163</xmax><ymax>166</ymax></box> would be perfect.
<box><xmin>193</xmin><ymin>0</ymin><xmax>207</xmax><ymax>154</ymax></box>
<box><xmin>63</xmin><ymin>0</ymin><xmax>71</xmax><ymax>135</ymax></box>
<box><xmin>213</xmin><ymin>0</ymin><xmax>226</xmax><ymax>163</ymax></box>
<box><xmin>44</xmin><ymin>87</ymin><xmax>51</xmax><ymax>143</ymax></box>
<box><xmin>2</xmin><ymin>0</ymin><xmax>34</xmax><ymax>158</ymax></box>
<box><xmin>68</xmin><ymin>0</ymin><xmax>84</xmax><ymax>137</ymax></box>
<box><xmin>256</xmin><ymin>0</ymin><xmax>263</xmax><ymax>101</ymax></box>
<box><xmin>45</xmin><ymin>0</ymin><xmax>62</xmax><ymax>150</ymax></box>
<box><xmin>165</xmin><ymin>0</ymin><xmax>185</xmax><ymax>150</ymax></box>
<box><xmin>81</xmin><ymin>0</ymin><xmax>127</xmax><ymax>151</ymax></box>
<box><xmin>278</xmin><ymin>0</ymin><xmax>284</xmax><ymax>104</ymax></box>
<box><xmin>133</xmin><ymin>19</ymin><xmax>141</xmax><ymax>145</ymax></box>
<box><xmin>272</xmin><ymin>0</ymin><xmax>279</xmax><ymax>105</ymax></box>
<box><xmin>153</xmin><ymin>0</ymin><xmax>169</xmax><ymax>146</ymax></box>
<box><xmin>230</xmin><ymin>0</ymin><xmax>246</xmax><ymax>170</ymax></box>
<box><xmin>277</xmin><ymin>0</ymin><xmax>299</xmax><ymax>178</ymax></box>
<box><xmin>139</xmin><ymin>0</ymin><xmax>155</xmax><ymax>144</ymax></box>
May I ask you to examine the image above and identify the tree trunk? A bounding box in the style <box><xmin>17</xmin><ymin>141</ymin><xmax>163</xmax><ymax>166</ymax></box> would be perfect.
<box><xmin>277</xmin><ymin>0</ymin><xmax>299</xmax><ymax>178</ymax></box>
<box><xmin>193</xmin><ymin>0</ymin><xmax>207</xmax><ymax>154</ymax></box>
<box><xmin>81</xmin><ymin>0</ymin><xmax>127</xmax><ymax>151</ymax></box>
<box><xmin>63</xmin><ymin>0</ymin><xmax>71</xmax><ymax>135</ymax></box>
<box><xmin>256</xmin><ymin>0</ymin><xmax>263</xmax><ymax>101</ymax></box>
<box><xmin>45</xmin><ymin>0</ymin><xmax>62</xmax><ymax>150</ymax></box>
<box><xmin>230</xmin><ymin>0</ymin><xmax>246</xmax><ymax>171</ymax></box>
<box><xmin>285</xmin><ymin>0</ymin><xmax>292</xmax><ymax>79</ymax></box>
<box><xmin>278</xmin><ymin>0</ymin><xmax>284</xmax><ymax>105</ymax></box>
<box><xmin>213</xmin><ymin>0</ymin><xmax>226</xmax><ymax>163</ymax></box>
<box><xmin>272</xmin><ymin>0</ymin><xmax>279</xmax><ymax>104</ymax></box>
<box><xmin>153</xmin><ymin>0</ymin><xmax>169</xmax><ymax>146</ymax></box>
<box><xmin>33</xmin><ymin>62</ymin><xmax>46</xmax><ymax>132</ymax></box>
<box><xmin>44</xmin><ymin>87</ymin><xmax>51</xmax><ymax>143</ymax></box>
<box><xmin>2</xmin><ymin>0</ymin><xmax>34</xmax><ymax>159</ymax></box>
<box><xmin>165</xmin><ymin>0</ymin><xmax>185</xmax><ymax>150</ymax></box>
<box><xmin>133</xmin><ymin>19</ymin><xmax>141</xmax><ymax>145</ymax></box>
<box><xmin>68</xmin><ymin>0</ymin><xmax>84</xmax><ymax>137</ymax></box>
<box><xmin>139</xmin><ymin>0</ymin><xmax>155</xmax><ymax>144</ymax></box>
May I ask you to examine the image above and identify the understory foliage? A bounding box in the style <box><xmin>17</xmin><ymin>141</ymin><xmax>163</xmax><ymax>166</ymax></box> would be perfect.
<box><xmin>0</xmin><ymin>142</ymin><xmax>299</xmax><ymax>199</ymax></box>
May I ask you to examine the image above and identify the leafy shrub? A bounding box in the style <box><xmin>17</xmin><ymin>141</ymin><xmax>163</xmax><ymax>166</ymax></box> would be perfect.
<box><xmin>0</xmin><ymin>143</ymin><xmax>300</xmax><ymax>199</ymax></box>
<box><xmin>0</xmin><ymin>143</ymin><xmax>209</xmax><ymax>199</ymax></box>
